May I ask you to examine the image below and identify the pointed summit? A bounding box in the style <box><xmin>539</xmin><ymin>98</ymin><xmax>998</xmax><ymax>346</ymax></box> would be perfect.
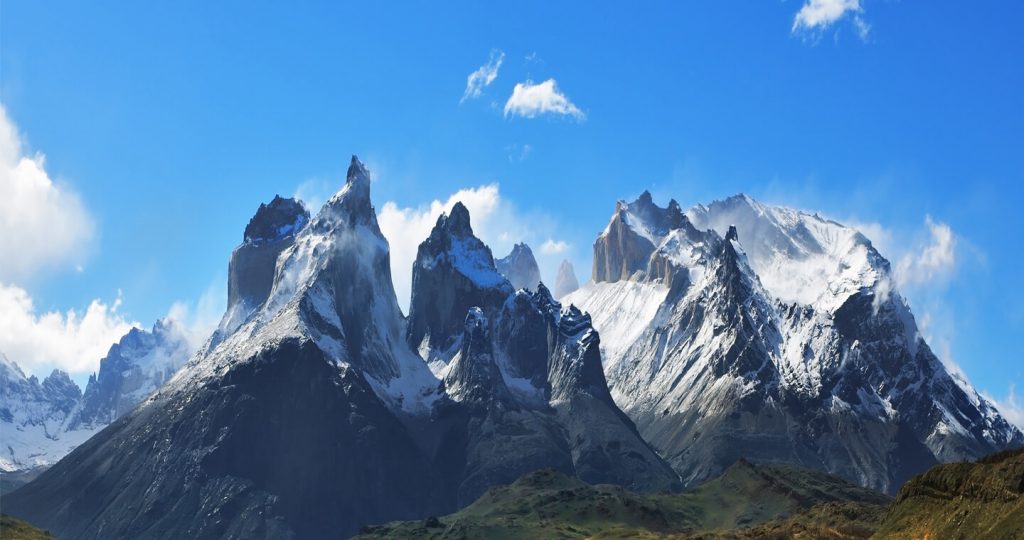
<box><xmin>447</xmin><ymin>201</ymin><xmax>473</xmax><ymax>236</ymax></box>
<box><xmin>554</xmin><ymin>260</ymin><xmax>580</xmax><ymax>298</ymax></box>
<box><xmin>726</xmin><ymin>224</ymin><xmax>739</xmax><ymax>242</ymax></box>
<box><xmin>496</xmin><ymin>243</ymin><xmax>541</xmax><ymax>291</ymax></box>
<box><xmin>347</xmin><ymin>155</ymin><xmax>371</xmax><ymax>188</ymax></box>
<box><xmin>324</xmin><ymin>155</ymin><xmax>374</xmax><ymax>223</ymax></box>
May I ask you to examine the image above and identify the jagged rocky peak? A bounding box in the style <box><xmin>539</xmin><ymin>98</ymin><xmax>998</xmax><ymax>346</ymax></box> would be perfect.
<box><xmin>725</xmin><ymin>224</ymin><xmax>739</xmax><ymax>242</ymax></box>
<box><xmin>40</xmin><ymin>369</ymin><xmax>81</xmax><ymax>410</ymax></box>
<box><xmin>496</xmin><ymin>242</ymin><xmax>542</xmax><ymax>292</ymax></box>
<box><xmin>324</xmin><ymin>155</ymin><xmax>375</xmax><ymax>222</ymax></box>
<box><xmin>243</xmin><ymin>195</ymin><xmax>309</xmax><ymax>244</ymax></box>
<box><xmin>554</xmin><ymin>259</ymin><xmax>580</xmax><ymax>298</ymax></box>
<box><xmin>444</xmin><ymin>307</ymin><xmax>510</xmax><ymax>404</ymax></box>
<box><xmin>407</xmin><ymin>202</ymin><xmax>512</xmax><ymax>367</ymax></box>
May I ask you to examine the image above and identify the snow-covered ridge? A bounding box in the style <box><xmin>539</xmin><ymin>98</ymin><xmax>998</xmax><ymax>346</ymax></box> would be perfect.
<box><xmin>687</xmin><ymin>194</ymin><xmax>885</xmax><ymax>312</ymax></box>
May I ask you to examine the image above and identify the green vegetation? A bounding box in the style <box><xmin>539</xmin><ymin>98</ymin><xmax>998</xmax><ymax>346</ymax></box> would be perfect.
<box><xmin>0</xmin><ymin>515</ymin><xmax>54</xmax><ymax>540</ymax></box>
<box><xmin>357</xmin><ymin>450</ymin><xmax>1024</xmax><ymax>539</ymax></box>
<box><xmin>354</xmin><ymin>460</ymin><xmax>890</xmax><ymax>539</ymax></box>
<box><xmin>874</xmin><ymin>447</ymin><xmax>1024</xmax><ymax>539</ymax></box>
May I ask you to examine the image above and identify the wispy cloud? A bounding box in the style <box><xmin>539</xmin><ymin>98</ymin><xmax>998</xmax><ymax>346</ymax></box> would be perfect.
<box><xmin>895</xmin><ymin>216</ymin><xmax>957</xmax><ymax>289</ymax></box>
<box><xmin>461</xmin><ymin>50</ymin><xmax>505</xmax><ymax>103</ymax></box>
<box><xmin>504</xmin><ymin>79</ymin><xmax>585</xmax><ymax>120</ymax></box>
<box><xmin>0</xmin><ymin>105</ymin><xmax>94</xmax><ymax>282</ymax></box>
<box><xmin>792</xmin><ymin>0</ymin><xmax>870</xmax><ymax>41</ymax></box>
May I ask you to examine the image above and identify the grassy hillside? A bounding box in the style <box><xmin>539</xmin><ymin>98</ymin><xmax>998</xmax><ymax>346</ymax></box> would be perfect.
<box><xmin>874</xmin><ymin>447</ymin><xmax>1024</xmax><ymax>539</ymax></box>
<box><xmin>354</xmin><ymin>460</ymin><xmax>890</xmax><ymax>539</ymax></box>
<box><xmin>0</xmin><ymin>515</ymin><xmax>55</xmax><ymax>540</ymax></box>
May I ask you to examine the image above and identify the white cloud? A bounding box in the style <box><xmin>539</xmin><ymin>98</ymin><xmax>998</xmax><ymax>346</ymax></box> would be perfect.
<box><xmin>985</xmin><ymin>385</ymin><xmax>1024</xmax><ymax>431</ymax></box>
<box><xmin>504</xmin><ymin>79</ymin><xmax>585</xmax><ymax>120</ymax></box>
<box><xmin>540</xmin><ymin>239</ymin><xmax>569</xmax><ymax>255</ymax></box>
<box><xmin>895</xmin><ymin>216</ymin><xmax>957</xmax><ymax>289</ymax></box>
<box><xmin>0</xmin><ymin>283</ymin><xmax>139</xmax><ymax>377</ymax></box>
<box><xmin>461</xmin><ymin>50</ymin><xmax>505</xmax><ymax>103</ymax></box>
<box><xmin>0</xmin><ymin>105</ymin><xmax>95</xmax><ymax>283</ymax></box>
<box><xmin>792</xmin><ymin>0</ymin><xmax>869</xmax><ymax>40</ymax></box>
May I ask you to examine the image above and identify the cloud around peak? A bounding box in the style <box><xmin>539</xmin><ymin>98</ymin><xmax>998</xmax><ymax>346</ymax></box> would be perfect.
<box><xmin>504</xmin><ymin>79</ymin><xmax>585</xmax><ymax>121</ymax></box>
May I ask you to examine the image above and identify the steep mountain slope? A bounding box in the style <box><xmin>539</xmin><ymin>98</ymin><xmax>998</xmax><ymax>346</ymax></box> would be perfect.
<box><xmin>3</xmin><ymin>157</ymin><xmax>678</xmax><ymax>539</ymax></box>
<box><xmin>355</xmin><ymin>461</ymin><xmax>888</xmax><ymax>539</ymax></box>
<box><xmin>566</xmin><ymin>192</ymin><xmax>1023</xmax><ymax>494</ymax></box>
<box><xmin>555</xmin><ymin>259</ymin><xmax>580</xmax><ymax>298</ymax></box>
<box><xmin>495</xmin><ymin>242</ymin><xmax>541</xmax><ymax>292</ymax></box>
<box><xmin>875</xmin><ymin>448</ymin><xmax>1024</xmax><ymax>538</ymax></box>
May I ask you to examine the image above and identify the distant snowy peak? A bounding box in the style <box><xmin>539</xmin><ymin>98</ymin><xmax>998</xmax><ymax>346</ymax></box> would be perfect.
<box><xmin>687</xmin><ymin>193</ymin><xmax>886</xmax><ymax>312</ymax></box>
<box><xmin>554</xmin><ymin>259</ymin><xmax>580</xmax><ymax>298</ymax></box>
<box><xmin>69</xmin><ymin>318</ymin><xmax>193</xmax><ymax>430</ymax></box>
<box><xmin>495</xmin><ymin>242</ymin><xmax>542</xmax><ymax>292</ymax></box>
<box><xmin>594</xmin><ymin>190</ymin><xmax>704</xmax><ymax>284</ymax></box>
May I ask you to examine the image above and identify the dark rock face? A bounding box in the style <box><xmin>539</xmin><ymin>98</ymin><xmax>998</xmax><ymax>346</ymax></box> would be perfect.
<box><xmin>243</xmin><ymin>195</ymin><xmax>309</xmax><ymax>244</ymax></box>
<box><xmin>554</xmin><ymin>259</ymin><xmax>579</xmax><ymax>298</ymax></box>
<box><xmin>406</xmin><ymin>202</ymin><xmax>513</xmax><ymax>365</ymax></box>
<box><xmin>495</xmin><ymin>243</ymin><xmax>541</xmax><ymax>292</ymax></box>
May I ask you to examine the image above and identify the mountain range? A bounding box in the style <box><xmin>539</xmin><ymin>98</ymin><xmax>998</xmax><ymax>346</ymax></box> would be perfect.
<box><xmin>2</xmin><ymin>157</ymin><xmax>1020</xmax><ymax>539</ymax></box>
<box><xmin>0</xmin><ymin>319</ymin><xmax>192</xmax><ymax>483</ymax></box>
<box><xmin>565</xmin><ymin>191</ymin><xmax>1022</xmax><ymax>493</ymax></box>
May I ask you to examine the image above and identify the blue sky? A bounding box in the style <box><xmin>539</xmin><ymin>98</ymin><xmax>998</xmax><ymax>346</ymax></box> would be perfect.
<box><xmin>1</xmin><ymin>1</ymin><xmax>1022</xmax><ymax>419</ymax></box>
